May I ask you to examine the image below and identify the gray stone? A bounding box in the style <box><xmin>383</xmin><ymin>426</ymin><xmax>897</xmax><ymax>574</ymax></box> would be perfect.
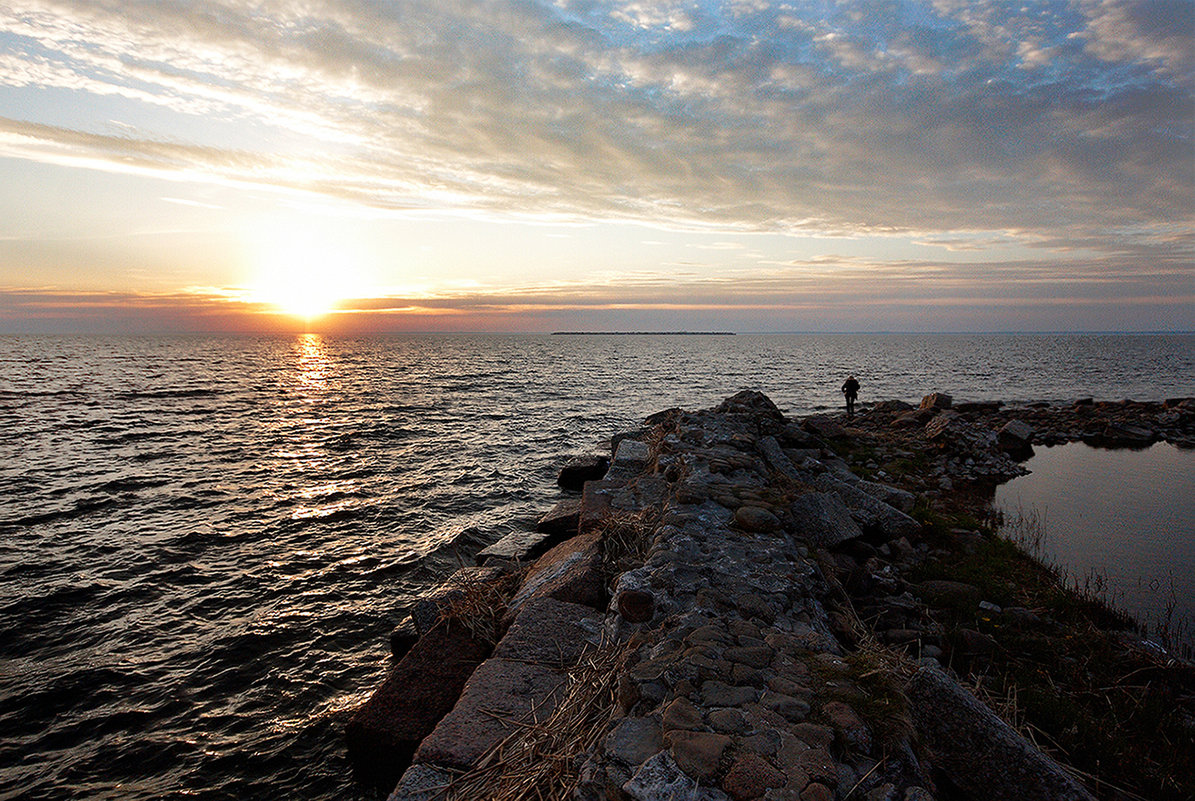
<box><xmin>492</xmin><ymin>597</ymin><xmax>601</xmax><ymax>668</ymax></box>
<box><xmin>810</xmin><ymin>474</ymin><xmax>921</xmax><ymax>540</ymax></box>
<box><xmin>701</xmin><ymin>681</ymin><xmax>759</xmax><ymax>707</ymax></box>
<box><xmin>605</xmin><ymin>716</ymin><xmax>664</xmax><ymax>768</ymax></box>
<box><xmin>853</xmin><ymin>480</ymin><xmax>916</xmax><ymax>513</ymax></box>
<box><xmin>413</xmin><ymin>658</ymin><xmax>566</xmax><ymax>770</ymax></box>
<box><xmin>386</xmin><ymin>764</ymin><xmax>452</xmax><ymax>801</ymax></box>
<box><xmin>907</xmin><ymin>664</ymin><xmax>1096</xmax><ymax>801</ymax></box>
<box><xmin>735</xmin><ymin>505</ymin><xmax>781</xmax><ymax>532</ymax></box>
<box><xmin>558</xmin><ymin>454</ymin><xmax>610</xmax><ymax>490</ymax></box>
<box><xmin>803</xmin><ymin>415</ymin><xmax>847</xmax><ymax>439</ymax></box>
<box><xmin>624</xmin><ymin>751</ymin><xmax>732</xmax><ymax>801</ymax></box>
<box><xmin>477</xmin><ymin>529</ymin><xmax>555</xmax><ymax>564</ymax></box>
<box><xmin>997</xmin><ymin>420</ymin><xmax>1034</xmax><ymax>453</ymax></box>
<box><xmin>920</xmin><ymin>393</ymin><xmax>953</xmax><ymax>410</ymax></box>
<box><xmin>789</xmin><ymin>492</ymin><xmax>864</xmax><ymax>547</ymax></box>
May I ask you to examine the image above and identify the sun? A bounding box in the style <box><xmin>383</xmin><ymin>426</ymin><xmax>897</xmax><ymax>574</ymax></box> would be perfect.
<box><xmin>249</xmin><ymin>222</ymin><xmax>372</xmax><ymax>320</ymax></box>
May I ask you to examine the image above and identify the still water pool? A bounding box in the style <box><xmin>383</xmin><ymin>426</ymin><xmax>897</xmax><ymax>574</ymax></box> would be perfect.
<box><xmin>993</xmin><ymin>442</ymin><xmax>1195</xmax><ymax>652</ymax></box>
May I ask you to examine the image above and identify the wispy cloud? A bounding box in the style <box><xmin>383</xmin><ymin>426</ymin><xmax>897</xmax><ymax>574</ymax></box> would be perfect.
<box><xmin>0</xmin><ymin>0</ymin><xmax>1189</xmax><ymax>254</ymax></box>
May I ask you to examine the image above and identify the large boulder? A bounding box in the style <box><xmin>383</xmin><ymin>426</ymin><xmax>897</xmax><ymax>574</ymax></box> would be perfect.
<box><xmin>908</xmin><ymin>664</ymin><xmax>1096</xmax><ymax>801</ymax></box>
<box><xmin>509</xmin><ymin>529</ymin><xmax>607</xmax><ymax>611</ymax></box>
<box><xmin>412</xmin><ymin>657</ymin><xmax>567</xmax><ymax>770</ymax></box>
<box><xmin>492</xmin><ymin>597</ymin><xmax>602</xmax><ymax>668</ymax></box>
<box><xmin>803</xmin><ymin>415</ymin><xmax>847</xmax><ymax>439</ymax></box>
<box><xmin>558</xmin><ymin>454</ymin><xmax>610</xmax><ymax>491</ymax></box>
<box><xmin>997</xmin><ymin>420</ymin><xmax>1034</xmax><ymax>455</ymax></box>
<box><xmin>920</xmin><ymin>393</ymin><xmax>953</xmax><ymax>410</ymax></box>
<box><xmin>790</xmin><ymin>492</ymin><xmax>864</xmax><ymax>547</ymax></box>
<box><xmin>346</xmin><ymin>622</ymin><xmax>491</xmax><ymax>786</ymax></box>
<box><xmin>536</xmin><ymin>497</ymin><xmax>582</xmax><ymax>536</ymax></box>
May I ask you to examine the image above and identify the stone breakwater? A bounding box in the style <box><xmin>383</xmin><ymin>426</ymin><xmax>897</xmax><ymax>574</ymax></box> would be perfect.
<box><xmin>348</xmin><ymin>391</ymin><xmax>1195</xmax><ymax>801</ymax></box>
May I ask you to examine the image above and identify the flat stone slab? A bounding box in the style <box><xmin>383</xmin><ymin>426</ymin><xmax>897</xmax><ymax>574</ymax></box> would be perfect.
<box><xmin>790</xmin><ymin>491</ymin><xmax>863</xmax><ymax>547</ymax></box>
<box><xmin>492</xmin><ymin>596</ymin><xmax>602</xmax><ymax>668</ymax></box>
<box><xmin>510</xmin><ymin>529</ymin><xmax>606</xmax><ymax>611</ymax></box>
<box><xmin>413</xmin><ymin>657</ymin><xmax>567</xmax><ymax>770</ymax></box>
<box><xmin>536</xmin><ymin>497</ymin><xmax>582</xmax><ymax>535</ymax></box>
<box><xmin>908</xmin><ymin>664</ymin><xmax>1096</xmax><ymax>801</ymax></box>
<box><xmin>476</xmin><ymin>529</ymin><xmax>555</xmax><ymax>565</ymax></box>
<box><xmin>346</xmin><ymin>623</ymin><xmax>490</xmax><ymax>786</ymax></box>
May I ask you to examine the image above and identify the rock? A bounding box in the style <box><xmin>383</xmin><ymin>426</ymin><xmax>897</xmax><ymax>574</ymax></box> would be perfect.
<box><xmin>605</xmin><ymin>716</ymin><xmax>664</xmax><ymax>768</ymax></box>
<box><xmin>790</xmin><ymin>492</ymin><xmax>864</xmax><ymax>547</ymax></box>
<box><xmin>820</xmin><ymin>701</ymin><xmax>871</xmax><ymax>753</ymax></box>
<box><xmin>536</xmin><ymin>497</ymin><xmax>583</xmax><ymax>535</ymax></box>
<box><xmin>871</xmin><ymin>400</ymin><xmax>913</xmax><ymax>414</ymax></box>
<box><xmin>920</xmin><ymin>393</ymin><xmax>952</xmax><ymax>410</ymax></box>
<box><xmin>624</xmin><ymin>751</ymin><xmax>726</xmax><ymax>801</ymax></box>
<box><xmin>735</xmin><ymin>505</ymin><xmax>782</xmax><ymax>532</ymax></box>
<box><xmin>670</xmin><ymin>731</ymin><xmax>732</xmax><ymax>782</ymax></box>
<box><xmin>1093</xmin><ymin>422</ymin><xmax>1156</xmax><ymax>448</ymax></box>
<box><xmin>388</xmin><ymin>616</ymin><xmax>418</xmax><ymax>659</ymax></box>
<box><xmin>662</xmin><ymin>697</ymin><xmax>705</xmax><ymax>732</ymax></box>
<box><xmin>810</xmin><ymin>474</ymin><xmax>921</xmax><ymax>540</ymax></box>
<box><xmin>717</xmin><ymin>390</ymin><xmax>784</xmax><ymax>418</ymax></box>
<box><xmin>914</xmin><ymin>580</ymin><xmax>981</xmax><ymax>610</ymax></box>
<box><xmin>558</xmin><ymin>454</ymin><xmax>611</xmax><ymax>490</ymax></box>
<box><xmin>957</xmin><ymin>628</ymin><xmax>999</xmax><ymax>656</ymax></box>
<box><xmin>386</xmin><ymin>763</ymin><xmax>452</xmax><ymax>801</ymax></box>
<box><xmin>413</xmin><ymin>658</ymin><xmax>566</xmax><ymax>770</ymax></box>
<box><xmin>907</xmin><ymin>664</ymin><xmax>1096</xmax><ymax>801</ymax></box>
<box><xmin>618</xmin><ymin>589</ymin><xmax>656</xmax><ymax>623</ymax></box>
<box><xmin>701</xmin><ymin>681</ymin><xmax>759</xmax><ymax>707</ymax></box>
<box><xmin>800</xmin><ymin>784</ymin><xmax>833</xmax><ymax>801</ymax></box>
<box><xmin>924</xmin><ymin>411</ymin><xmax>960</xmax><ymax>440</ymax></box>
<box><xmin>996</xmin><ymin>420</ymin><xmax>1034</xmax><ymax>453</ymax></box>
<box><xmin>803</xmin><ymin>416</ymin><xmax>846</xmax><ymax>439</ymax></box>
<box><xmin>410</xmin><ymin>566</ymin><xmax>507</xmax><ymax>635</ymax></box>
<box><xmin>722</xmin><ymin>753</ymin><xmax>786</xmax><ymax>800</ymax></box>
<box><xmin>493</xmin><ymin>597</ymin><xmax>601</xmax><ymax>668</ymax></box>
<box><xmin>346</xmin><ymin>623</ymin><xmax>491</xmax><ymax>787</ymax></box>
<box><xmin>510</xmin><ymin>530</ymin><xmax>606</xmax><ymax>611</ymax></box>
<box><xmin>607</xmin><ymin>438</ymin><xmax>652</xmax><ymax>482</ymax></box>
<box><xmin>853</xmin><ymin>480</ymin><xmax>916</xmax><ymax>513</ymax></box>
<box><xmin>476</xmin><ymin>529</ymin><xmax>554</xmax><ymax>564</ymax></box>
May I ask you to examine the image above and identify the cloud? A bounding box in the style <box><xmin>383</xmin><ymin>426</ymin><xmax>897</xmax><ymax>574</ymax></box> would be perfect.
<box><xmin>0</xmin><ymin>0</ymin><xmax>1190</xmax><ymax>252</ymax></box>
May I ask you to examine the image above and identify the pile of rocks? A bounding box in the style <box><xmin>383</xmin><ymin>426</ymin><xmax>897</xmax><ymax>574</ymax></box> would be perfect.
<box><xmin>352</xmin><ymin>390</ymin><xmax>1110</xmax><ymax>801</ymax></box>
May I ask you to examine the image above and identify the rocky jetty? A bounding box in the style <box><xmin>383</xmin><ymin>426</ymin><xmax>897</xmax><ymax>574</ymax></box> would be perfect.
<box><xmin>348</xmin><ymin>391</ymin><xmax>1195</xmax><ymax>801</ymax></box>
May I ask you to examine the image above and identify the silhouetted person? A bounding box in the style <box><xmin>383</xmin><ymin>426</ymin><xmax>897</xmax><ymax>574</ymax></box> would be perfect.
<box><xmin>842</xmin><ymin>375</ymin><xmax>860</xmax><ymax>418</ymax></box>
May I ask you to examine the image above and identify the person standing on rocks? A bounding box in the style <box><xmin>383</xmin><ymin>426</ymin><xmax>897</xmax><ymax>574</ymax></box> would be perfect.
<box><xmin>842</xmin><ymin>375</ymin><xmax>860</xmax><ymax>418</ymax></box>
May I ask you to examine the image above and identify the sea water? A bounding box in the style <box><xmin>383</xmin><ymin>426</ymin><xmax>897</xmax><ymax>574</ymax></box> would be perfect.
<box><xmin>1</xmin><ymin>332</ymin><xmax>1192</xmax><ymax>799</ymax></box>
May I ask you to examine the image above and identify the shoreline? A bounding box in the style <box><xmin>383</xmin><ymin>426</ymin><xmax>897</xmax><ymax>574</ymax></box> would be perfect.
<box><xmin>348</xmin><ymin>391</ymin><xmax>1195</xmax><ymax>801</ymax></box>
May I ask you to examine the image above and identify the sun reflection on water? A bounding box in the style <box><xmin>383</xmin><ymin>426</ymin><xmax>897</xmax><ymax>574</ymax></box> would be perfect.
<box><xmin>295</xmin><ymin>333</ymin><xmax>329</xmax><ymax>389</ymax></box>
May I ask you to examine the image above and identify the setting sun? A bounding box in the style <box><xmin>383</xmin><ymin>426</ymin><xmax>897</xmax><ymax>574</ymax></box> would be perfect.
<box><xmin>248</xmin><ymin>223</ymin><xmax>375</xmax><ymax>320</ymax></box>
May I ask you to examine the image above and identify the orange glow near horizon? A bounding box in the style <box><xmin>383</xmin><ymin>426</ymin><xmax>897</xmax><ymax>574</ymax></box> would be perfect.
<box><xmin>248</xmin><ymin>222</ymin><xmax>377</xmax><ymax>321</ymax></box>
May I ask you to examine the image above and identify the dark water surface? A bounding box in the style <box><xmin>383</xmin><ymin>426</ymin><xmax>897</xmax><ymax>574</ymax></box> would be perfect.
<box><xmin>994</xmin><ymin>442</ymin><xmax>1195</xmax><ymax>652</ymax></box>
<box><xmin>1</xmin><ymin>333</ymin><xmax>1192</xmax><ymax>800</ymax></box>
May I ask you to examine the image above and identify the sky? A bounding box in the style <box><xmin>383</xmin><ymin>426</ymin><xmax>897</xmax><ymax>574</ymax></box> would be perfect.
<box><xmin>0</xmin><ymin>0</ymin><xmax>1191</xmax><ymax>333</ymax></box>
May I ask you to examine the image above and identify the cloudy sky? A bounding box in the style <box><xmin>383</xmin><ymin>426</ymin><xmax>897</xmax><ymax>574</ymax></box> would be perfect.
<box><xmin>0</xmin><ymin>0</ymin><xmax>1191</xmax><ymax>332</ymax></box>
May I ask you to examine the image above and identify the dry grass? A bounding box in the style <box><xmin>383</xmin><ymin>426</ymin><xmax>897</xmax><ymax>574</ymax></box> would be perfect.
<box><xmin>598</xmin><ymin>507</ymin><xmax>661</xmax><ymax>584</ymax></box>
<box><xmin>431</xmin><ymin>638</ymin><xmax>634</xmax><ymax>801</ymax></box>
<box><xmin>436</xmin><ymin>570</ymin><xmax>519</xmax><ymax>647</ymax></box>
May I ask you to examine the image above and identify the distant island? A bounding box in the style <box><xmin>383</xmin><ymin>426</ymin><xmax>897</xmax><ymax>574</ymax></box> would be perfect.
<box><xmin>550</xmin><ymin>331</ymin><xmax>736</xmax><ymax>335</ymax></box>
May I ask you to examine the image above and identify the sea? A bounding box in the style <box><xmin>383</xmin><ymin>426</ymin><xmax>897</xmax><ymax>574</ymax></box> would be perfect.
<box><xmin>1</xmin><ymin>332</ymin><xmax>1193</xmax><ymax>800</ymax></box>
